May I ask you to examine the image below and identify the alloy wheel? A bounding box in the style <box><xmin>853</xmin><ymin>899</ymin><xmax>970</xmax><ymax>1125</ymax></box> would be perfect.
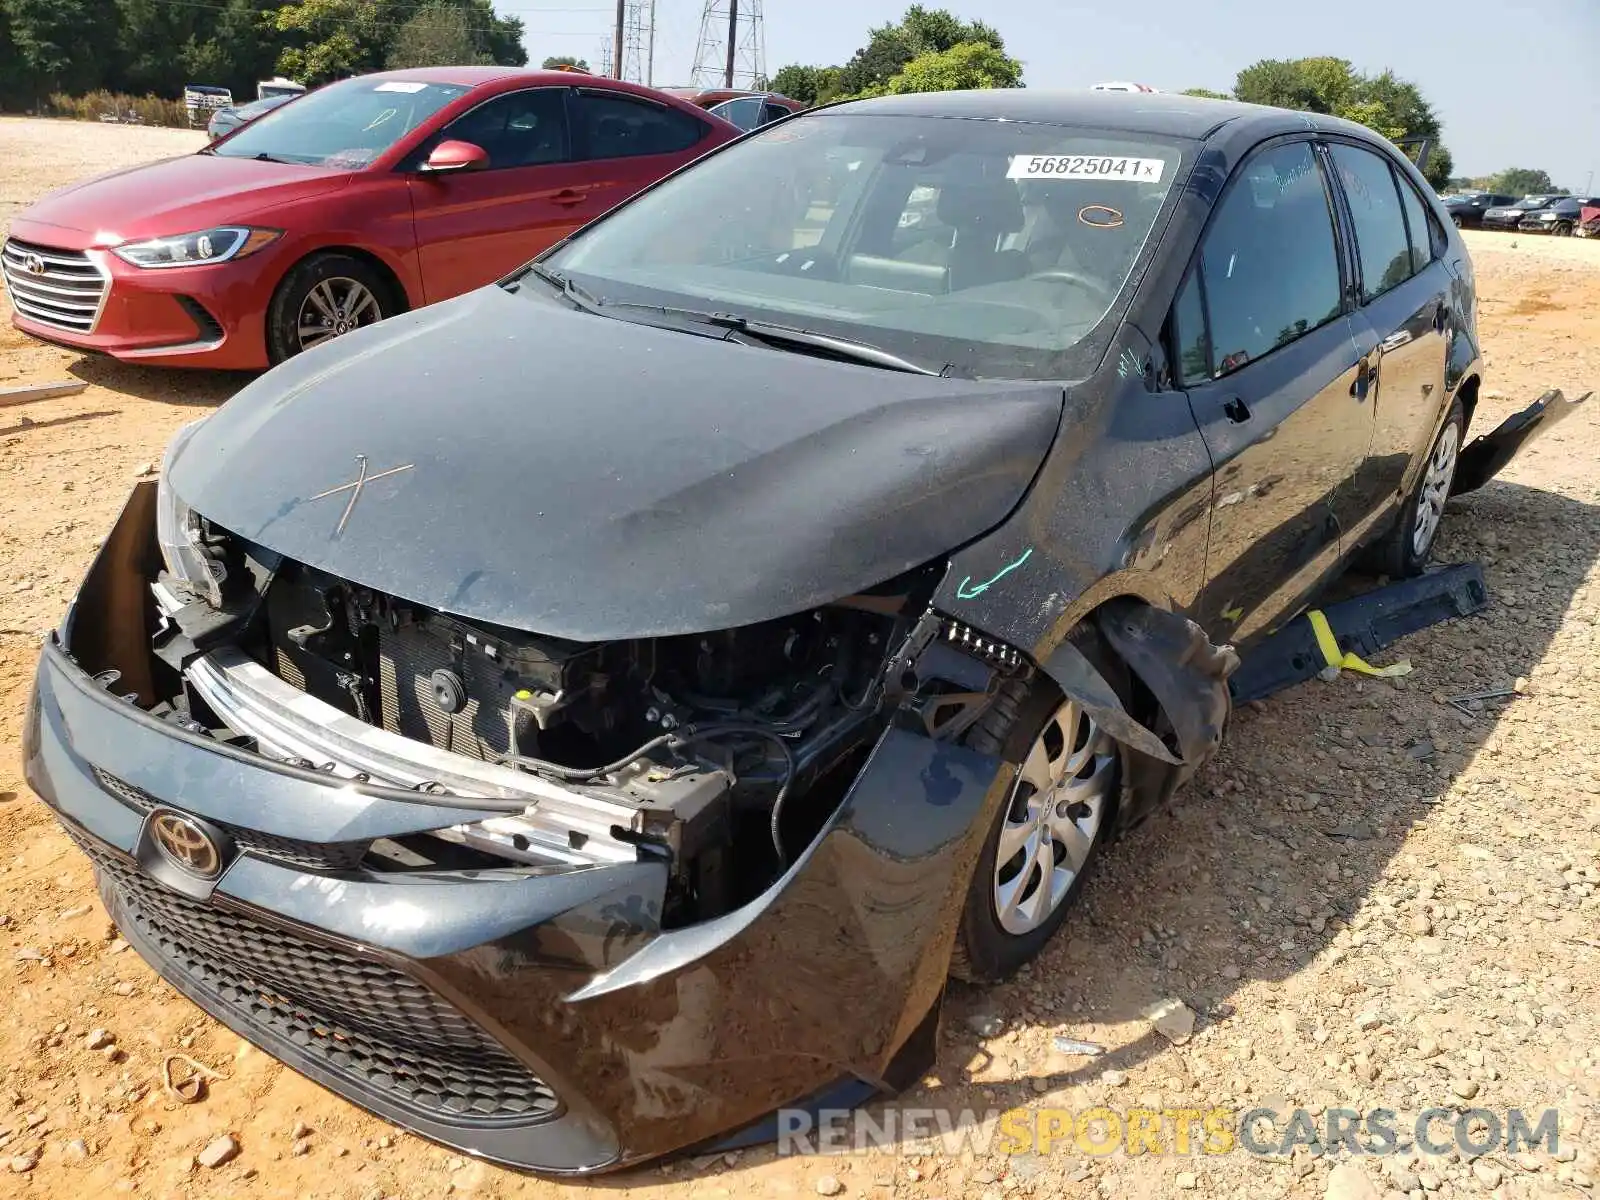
<box><xmin>991</xmin><ymin>698</ymin><xmax>1116</xmax><ymax>936</ymax></box>
<box><xmin>296</xmin><ymin>277</ymin><xmax>383</xmax><ymax>351</ymax></box>
<box><xmin>1412</xmin><ymin>421</ymin><xmax>1460</xmax><ymax>557</ymax></box>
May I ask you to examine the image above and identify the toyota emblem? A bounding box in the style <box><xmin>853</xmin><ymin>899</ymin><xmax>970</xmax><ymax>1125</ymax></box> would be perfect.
<box><xmin>150</xmin><ymin>811</ymin><xmax>224</xmax><ymax>878</ymax></box>
<box><xmin>21</xmin><ymin>253</ymin><xmax>46</xmax><ymax>276</ymax></box>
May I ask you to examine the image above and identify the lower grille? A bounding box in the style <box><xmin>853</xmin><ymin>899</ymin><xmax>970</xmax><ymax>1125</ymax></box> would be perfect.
<box><xmin>92</xmin><ymin>767</ymin><xmax>369</xmax><ymax>872</ymax></box>
<box><xmin>72</xmin><ymin>830</ymin><xmax>561</xmax><ymax>1124</ymax></box>
<box><xmin>2</xmin><ymin>238</ymin><xmax>108</xmax><ymax>333</ymax></box>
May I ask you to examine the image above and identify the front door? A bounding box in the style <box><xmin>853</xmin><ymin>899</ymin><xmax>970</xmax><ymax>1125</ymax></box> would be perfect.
<box><xmin>1173</xmin><ymin>138</ymin><xmax>1374</xmax><ymax>646</ymax></box>
<box><xmin>563</xmin><ymin>87</ymin><xmax>721</xmax><ymax>224</ymax></box>
<box><xmin>1325</xmin><ymin>140</ymin><xmax>1452</xmax><ymax>546</ymax></box>
<box><xmin>407</xmin><ymin>86</ymin><xmax>587</xmax><ymax>300</ymax></box>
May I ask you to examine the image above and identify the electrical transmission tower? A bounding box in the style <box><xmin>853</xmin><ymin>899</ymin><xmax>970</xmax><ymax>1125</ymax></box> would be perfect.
<box><xmin>689</xmin><ymin>0</ymin><xmax>766</xmax><ymax>90</ymax></box>
<box><xmin>619</xmin><ymin>0</ymin><xmax>655</xmax><ymax>85</ymax></box>
<box><xmin>595</xmin><ymin>36</ymin><xmax>614</xmax><ymax>79</ymax></box>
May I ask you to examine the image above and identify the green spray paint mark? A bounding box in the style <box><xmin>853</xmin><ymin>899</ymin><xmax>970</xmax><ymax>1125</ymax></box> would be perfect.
<box><xmin>956</xmin><ymin>547</ymin><xmax>1033</xmax><ymax>600</ymax></box>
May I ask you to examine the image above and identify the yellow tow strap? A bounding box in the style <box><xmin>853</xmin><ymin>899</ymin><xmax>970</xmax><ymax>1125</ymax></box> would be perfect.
<box><xmin>1307</xmin><ymin>610</ymin><xmax>1413</xmax><ymax>679</ymax></box>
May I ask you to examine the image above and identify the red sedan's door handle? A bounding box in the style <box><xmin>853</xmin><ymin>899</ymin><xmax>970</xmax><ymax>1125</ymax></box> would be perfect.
<box><xmin>550</xmin><ymin>189</ymin><xmax>587</xmax><ymax>206</ymax></box>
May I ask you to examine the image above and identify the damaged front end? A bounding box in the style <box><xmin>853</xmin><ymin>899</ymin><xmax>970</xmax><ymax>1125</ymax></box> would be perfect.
<box><xmin>25</xmin><ymin>474</ymin><xmax>1069</xmax><ymax>1172</ymax></box>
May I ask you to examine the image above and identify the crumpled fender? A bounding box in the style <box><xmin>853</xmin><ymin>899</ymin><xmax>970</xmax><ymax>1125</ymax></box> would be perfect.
<box><xmin>1038</xmin><ymin>600</ymin><xmax>1238</xmax><ymax>829</ymax></box>
<box><xmin>1095</xmin><ymin>598</ymin><xmax>1239</xmax><ymax>769</ymax></box>
<box><xmin>1451</xmin><ymin>388</ymin><xmax>1590</xmax><ymax>496</ymax></box>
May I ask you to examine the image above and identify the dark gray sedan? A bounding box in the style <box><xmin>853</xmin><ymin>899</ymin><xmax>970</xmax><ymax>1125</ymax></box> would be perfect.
<box><xmin>25</xmin><ymin>89</ymin><xmax>1576</xmax><ymax>1175</ymax></box>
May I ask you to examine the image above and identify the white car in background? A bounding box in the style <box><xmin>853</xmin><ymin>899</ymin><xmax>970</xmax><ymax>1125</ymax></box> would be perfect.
<box><xmin>1092</xmin><ymin>81</ymin><xmax>1161</xmax><ymax>92</ymax></box>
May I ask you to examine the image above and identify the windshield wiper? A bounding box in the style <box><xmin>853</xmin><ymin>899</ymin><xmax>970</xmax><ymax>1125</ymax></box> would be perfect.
<box><xmin>599</xmin><ymin>301</ymin><xmax>946</xmax><ymax>376</ymax></box>
<box><xmin>523</xmin><ymin>270</ymin><xmax>945</xmax><ymax>376</ymax></box>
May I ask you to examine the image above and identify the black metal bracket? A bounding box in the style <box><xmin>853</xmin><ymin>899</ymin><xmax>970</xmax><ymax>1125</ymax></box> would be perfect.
<box><xmin>1229</xmin><ymin>562</ymin><xmax>1489</xmax><ymax>704</ymax></box>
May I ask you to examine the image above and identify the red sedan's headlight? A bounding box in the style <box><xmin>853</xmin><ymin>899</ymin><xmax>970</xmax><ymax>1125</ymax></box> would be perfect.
<box><xmin>111</xmin><ymin>226</ymin><xmax>281</xmax><ymax>269</ymax></box>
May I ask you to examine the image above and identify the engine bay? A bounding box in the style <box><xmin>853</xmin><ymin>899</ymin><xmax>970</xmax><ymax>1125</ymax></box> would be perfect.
<box><xmin>148</xmin><ymin>549</ymin><xmax>984</xmax><ymax>924</ymax></box>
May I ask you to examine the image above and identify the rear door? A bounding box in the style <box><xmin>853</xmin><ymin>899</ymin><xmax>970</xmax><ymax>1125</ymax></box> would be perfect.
<box><xmin>407</xmin><ymin>86</ymin><xmax>589</xmax><ymax>300</ymax></box>
<box><xmin>564</xmin><ymin>88</ymin><xmax>717</xmax><ymax>225</ymax></box>
<box><xmin>1325</xmin><ymin>140</ymin><xmax>1452</xmax><ymax>547</ymax></box>
<box><xmin>1173</xmin><ymin>138</ymin><xmax>1374</xmax><ymax>646</ymax></box>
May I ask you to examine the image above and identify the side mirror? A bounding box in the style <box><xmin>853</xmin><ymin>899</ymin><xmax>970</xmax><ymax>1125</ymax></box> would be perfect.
<box><xmin>420</xmin><ymin>139</ymin><xmax>489</xmax><ymax>174</ymax></box>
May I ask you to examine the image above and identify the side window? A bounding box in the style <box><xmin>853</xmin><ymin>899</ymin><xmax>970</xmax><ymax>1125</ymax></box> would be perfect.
<box><xmin>441</xmin><ymin>89</ymin><xmax>569</xmax><ymax>169</ymax></box>
<box><xmin>708</xmin><ymin>96</ymin><xmax>762</xmax><ymax>130</ymax></box>
<box><xmin>1199</xmin><ymin>140</ymin><xmax>1343</xmax><ymax>376</ymax></box>
<box><xmin>761</xmin><ymin>103</ymin><xmax>792</xmax><ymax>126</ymax></box>
<box><xmin>1329</xmin><ymin>142</ymin><xmax>1413</xmax><ymax>300</ymax></box>
<box><xmin>1395</xmin><ymin>174</ymin><xmax>1436</xmax><ymax>275</ymax></box>
<box><xmin>1169</xmin><ymin>268</ymin><xmax>1210</xmax><ymax>386</ymax></box>
<box><xmin>571</xmin><ymin>92</ymin><xmax>706</xmax><ymax>159</ymax></box>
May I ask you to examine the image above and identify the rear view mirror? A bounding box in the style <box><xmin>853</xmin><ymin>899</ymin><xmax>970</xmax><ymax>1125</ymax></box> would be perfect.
<box><xmin>421</xmin><ymin>140</ymin><xmax>489</xmax><ymax>174</ymax></box>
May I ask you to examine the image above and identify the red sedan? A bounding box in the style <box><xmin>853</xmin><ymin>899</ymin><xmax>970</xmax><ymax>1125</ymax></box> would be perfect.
<box><xmin>2</xmin><ymin>68</ymin><xmax>739</xmax><ymax>369</ymax></box>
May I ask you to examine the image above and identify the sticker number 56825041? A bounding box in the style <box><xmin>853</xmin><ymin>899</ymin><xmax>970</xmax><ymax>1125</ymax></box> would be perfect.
<box><xmin>1006</xmin><ymin>155</ymin><xmax>1165</xmax><ymax>181</ymax></box>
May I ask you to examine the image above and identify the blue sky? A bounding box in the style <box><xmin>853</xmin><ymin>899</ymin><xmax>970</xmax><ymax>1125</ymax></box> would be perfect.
<box><xmin>505</xmin><ymin>0</ymin><xmax>1600</xmax><ymax>191</ymax></box>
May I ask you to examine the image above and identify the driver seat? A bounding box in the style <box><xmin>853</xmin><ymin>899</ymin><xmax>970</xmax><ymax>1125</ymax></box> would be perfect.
<box><xmin>936</xmin><ymin>177</ymin><xmax>1028</xmax><ymax>291</ymax></box>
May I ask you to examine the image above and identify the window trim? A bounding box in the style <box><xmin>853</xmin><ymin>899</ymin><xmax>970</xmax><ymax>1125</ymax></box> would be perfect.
<box><xmin>567</xmin><ymin>87</ymin><xmax>711</xmax><ymax>162</ymax></box>
<box><xmin>396</xmin><ymin>85</ymin><xmax>573</xmax><ymax>173</ymax></box>
<box><xmin>1163</xmin><ymin>134</ymin><xmax>1350</xmax><ymax>387</ymax></box>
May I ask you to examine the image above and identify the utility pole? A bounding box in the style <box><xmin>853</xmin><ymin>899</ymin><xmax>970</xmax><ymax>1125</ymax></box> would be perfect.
<box><xmin>691</xmin><ymin>0</ymin><xmax>764</xmax><ymax>89</ymax></box>
<box><xmin>613</xmin><ymin>0</ymin><xmax>625</xmax><ymax>80</ymax></box>
<box><xmin>723</xmin><ymin>0</ymin><xmax>738</xmax><ymax>88</ymax></box>
<box><xmin>646</xmin><ymin>0</ymin><xmax>657</xmax><ymax>85</ymax></box>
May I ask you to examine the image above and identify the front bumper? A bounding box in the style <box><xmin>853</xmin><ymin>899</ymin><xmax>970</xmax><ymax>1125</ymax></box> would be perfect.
<box><xmin>4</xmin><ymin>218</ymin><xmax>279</xmax><ymax>368</ymax></box>
<box><xmin>22</xmin><ymin>491</ymin><xmax>1010</xmax><ymax>1172</ymax></box>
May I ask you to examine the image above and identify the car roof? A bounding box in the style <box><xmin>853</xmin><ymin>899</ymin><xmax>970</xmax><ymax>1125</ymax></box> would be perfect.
<box><xmin>355</xmin><ymin>66</ymin><xmax>621</xmax><ymax>88</ymax></box>
<box><xmin>825</xmin><ymin>89</ymin><xmax>1380</xmax><ymax>144</ymax></box>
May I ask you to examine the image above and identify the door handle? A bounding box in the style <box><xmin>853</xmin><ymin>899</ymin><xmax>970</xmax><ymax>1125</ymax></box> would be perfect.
<box><xmin>1350</xmin><ymin>357</ymin><xmax>1376</xmax><ymax>401</ymax></box>
<box><xmin>1222</xmin><ymin>396</ymin><xmax>1251</xmax><ymax>424</ymax></box>
<box><xmin>550</xmin><ymin>189</ymin><xmax>587</xmax><ymax>206</ymax></box>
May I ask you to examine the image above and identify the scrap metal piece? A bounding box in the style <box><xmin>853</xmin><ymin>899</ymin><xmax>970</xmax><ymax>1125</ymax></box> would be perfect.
<box><xmin>1040</xmin><ymin>639</ymin><xmax>1181</xmax><ymax>765</ymax></box>
<box><xmin>1229</xmin><ymin>563</ymin><xmax>1489</xmax><ymax>704</ymax></box>
<box><xmin>0</xmin><ymin>380</ymin><xmax>87</xmax><ymax>409</ymax></box>
<box><xmin>1451</xmin><ymin>388</ymin><xmax>1589</xmax><ymax>496</ymax></box>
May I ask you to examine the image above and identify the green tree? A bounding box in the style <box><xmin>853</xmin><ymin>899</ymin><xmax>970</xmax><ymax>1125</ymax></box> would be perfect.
<box><xmin>837</xmin><ymin>6</ymin><xmax>1011</xmax><ymax>96</ymax></box>
<box><xmin>388</xmin><ymin>4</ymin><xmax>490</xmax><ymax>68</ymax></box>
<box><xmin>1229</xmin><ymin>57</ymin><xmax>1453</xmax><ymax>189</ymax></box>
<box><xmin>770</xmin><ymin>63</ymin><xmax>819</xmax><ymax>103</ymax></box>
<box><xmin>1488</xmin><ymin>167</ymin><xmax>1560</xmax><ymax>196</ymax></box>
<box><xmin>1180</xmin><ymin>87</ymin><xmax>1231</xmax><ymax>100</ymax></box>
<box><xmin>4</xmin><ymin>0</ymin><xmax>119</xmax><ymax>95</ymax></box>
<box><xmin>541</xmin><ymin>54</ymin><xmax>588</xmax><ymax>70</ymax></box>
<box><xmin>869</xmin><ymin>41</ymin><xmax>1021</xmax><ymax>96</ymax></box>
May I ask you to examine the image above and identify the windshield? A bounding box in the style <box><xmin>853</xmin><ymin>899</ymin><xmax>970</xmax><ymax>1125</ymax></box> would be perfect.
<box><xmin>539</xmin><ymin>111</ymin><xmax>1187</xmax><ymax>379</ymax></box>
<box><xmin>212</xmin><ymin>77</ymin><xmax>469</xmax><ymax>168</ymax></box>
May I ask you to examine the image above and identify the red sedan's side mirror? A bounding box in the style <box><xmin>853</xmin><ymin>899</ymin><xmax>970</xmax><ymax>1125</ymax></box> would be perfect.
<box><xmin>420</xmin><ymin>140</ymin><xmax>489</xmax><ymax>174</ymax></box>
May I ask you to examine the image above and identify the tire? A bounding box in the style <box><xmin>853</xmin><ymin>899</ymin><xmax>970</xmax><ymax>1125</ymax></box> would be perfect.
<box><xmin>266</xmin><ymin>253</ymin><xmax>395</xmax><ymax>365</ymax></box>
<box><xmin>1451</xmin><ymin>214</ymin><xmax>1464</xmax><ymax>229</ymax></box>
<box><xmin>949</xmin><ymin>632</ymin><xmax>1125</xmax><ymax>984</ymax></box>
<box><xmin>1552</xmin><ymin>222</ymin><xmax>1572</xmax><ymax>238</ymax></box>
<box><xmin>1367</xmin><ymin>397</ymin><xmax>1465</xmax><ymax>579</ymax></box>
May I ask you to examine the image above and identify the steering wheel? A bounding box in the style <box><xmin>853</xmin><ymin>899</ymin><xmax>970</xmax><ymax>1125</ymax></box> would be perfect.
<box><xmin>1026</xmin><ymin>269</ymin><xmax>1112</xmax><ymax>306</ymax></box>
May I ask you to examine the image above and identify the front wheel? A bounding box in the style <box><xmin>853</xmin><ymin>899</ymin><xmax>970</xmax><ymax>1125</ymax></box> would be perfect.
<box><xmin>949</xmin><ymin>651</ymin><xmax>1123</xmax><ymax>984</ymax></box>
<box><xmin>267</xmin><ymin>253</ymin><xmax>394</xmax><ymax>365</ymax></box>
<box><xmin>1552</xmin><ymin>221</ymin><xmax>1573</xmax><ymax>237</ymax></box>
<box><xmin>1367</xmin><ymin>397</ymin><xmax>1465</xmax><ymax>578</ymax></box>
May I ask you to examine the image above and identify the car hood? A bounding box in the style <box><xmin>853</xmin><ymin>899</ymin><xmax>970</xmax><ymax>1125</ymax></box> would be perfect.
<box><xmin>12</xmin><ymin>154</ymin><xmax>351</xmax><ymax>248</ymax></box>
<box><xmin>169</xmin><ymin>287</ymin><xmax>1066</xmax><ymax>641</ymax></box>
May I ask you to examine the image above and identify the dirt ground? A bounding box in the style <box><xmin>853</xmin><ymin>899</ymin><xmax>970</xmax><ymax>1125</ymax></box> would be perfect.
<box><xmin>1</xmin><ymin>118</ymin><xmax>1597</xmax><ymax>1200</ymax></box>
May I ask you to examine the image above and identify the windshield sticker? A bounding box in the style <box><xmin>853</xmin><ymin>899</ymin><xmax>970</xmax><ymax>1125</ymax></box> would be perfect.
<box><xmin>1079</xmin><ymin>204</ymin><xmax>1124</xmax><ymax>228</ymax></box>
<box><xmin>374</xmin><ymin>81</ymin><xmax>427</xmax><ymax>93</ymax></box>
<box><xmin>1008</xmin><ymin>155</ymin><xmax>1165</xmax><ymax>182</ymax></box>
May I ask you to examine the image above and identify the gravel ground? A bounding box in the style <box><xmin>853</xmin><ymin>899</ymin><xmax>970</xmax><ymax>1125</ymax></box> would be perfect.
<box><xmin>0</xmin><ymin>119</ymin><xmax>1597</xmax><ymax>1200</ymax></box>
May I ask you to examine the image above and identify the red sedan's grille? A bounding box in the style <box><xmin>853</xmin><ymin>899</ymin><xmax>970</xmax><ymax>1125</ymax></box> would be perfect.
<box><xmin>1</xmin><ymin>238</ymin><xmax>108</xmax><ymax>333</ymax></box>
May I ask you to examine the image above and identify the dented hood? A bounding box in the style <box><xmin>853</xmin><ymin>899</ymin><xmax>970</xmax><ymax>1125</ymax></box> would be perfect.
<box><xmin>169</xmin><ymin>286</ymin><xmax>1064</xmax><ymax>640</ymax></box>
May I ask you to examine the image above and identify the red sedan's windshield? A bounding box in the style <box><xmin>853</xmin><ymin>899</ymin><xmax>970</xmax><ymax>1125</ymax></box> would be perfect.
<box><xmin>212</xmin><ymin>77</ymin><xmax>470</xmax><ymax>168</ymax></box>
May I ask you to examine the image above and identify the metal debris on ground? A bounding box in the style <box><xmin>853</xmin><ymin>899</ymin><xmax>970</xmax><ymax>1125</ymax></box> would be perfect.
<box><xmin>1051</xmin><ymin>1036</ymin><xmax>1107</xmax><ymax>1056</ymax></box>
<box><xmin>1445</xmin><ymin>686</ymin><xmax>1517</xmax><ymax>718</ymax></box>
<box><xmin>162</xmin><ymin>1053</ymin><xmax>228</xmax><ymax>1104</ymax></box>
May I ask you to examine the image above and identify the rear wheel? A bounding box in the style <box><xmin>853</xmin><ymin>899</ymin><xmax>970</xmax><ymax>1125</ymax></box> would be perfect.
<box><xmin>267</xmin><ymin>253</ymin><xmax>394</xmax><ymax>364</ymax></box>
<box><xmin>1552</xmin><ymin>221</ymin><xmax>1573</xmax><ymax>237</ymax></box>
<box><xmin>950</xmin><ymin>637</ymin><xmax>1124</xmax><ymax>984</ymax></box>
<box><xmin>1367</xmin><ymin>397</ymin><xmax>1465</xmax><ymax>578</ymax></box>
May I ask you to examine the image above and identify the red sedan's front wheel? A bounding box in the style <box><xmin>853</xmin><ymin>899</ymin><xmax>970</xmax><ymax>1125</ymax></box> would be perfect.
<box><xmin>267</xmin><ymin>253</ymin><xmax>394</xmax><ymax>364</ymax></box>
